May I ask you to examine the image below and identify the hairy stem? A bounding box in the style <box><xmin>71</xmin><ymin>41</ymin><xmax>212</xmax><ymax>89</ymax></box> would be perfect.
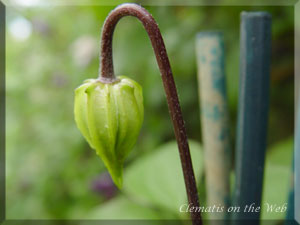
<box><xmin>99</xmin><ymin>4</ymin><xmax>202</xmax><ymax>224</ymax></box>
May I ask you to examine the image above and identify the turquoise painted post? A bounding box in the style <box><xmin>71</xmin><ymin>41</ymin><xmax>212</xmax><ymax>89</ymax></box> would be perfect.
<box><xmin>287</xmin><ymin>93</ymin><xmax>300</xmax><ymax>225</ymax></box>
<box><xmin>196</xmin><ymin>31</ymin><xmax>231</xmax><ymax>224</ymax></box>
<box><xmin>233</xmin><ymin>12</ymin><xmax>271</xmax><ymax>224</ymax></box>
<box><xmin>285</xmin><ymin>160</ymin><xmax>297</xmax><ymax>225</ymax></box>
<box><xmin>294</xmin><ymin>95</ymin><xmax>300</xmax><ymax>225</ymax></box>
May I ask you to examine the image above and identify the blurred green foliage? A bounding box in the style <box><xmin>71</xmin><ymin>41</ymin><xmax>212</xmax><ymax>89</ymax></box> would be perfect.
<box><xmin>6</xmin><ymin>1</ymin><xmax>294</xmax><ymax>223</ymax></box>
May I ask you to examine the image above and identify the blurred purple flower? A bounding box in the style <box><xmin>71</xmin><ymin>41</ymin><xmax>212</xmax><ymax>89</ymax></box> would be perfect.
<box><xmin>91</xmin><ymin>172</ymin><xmax>118</xmax><ymax>199</ymax></box>
<box><xmin>51</xmin><ymin>71</ymin><xmax>69</xmax><ymax>88</ymax></box>
<box><xmin>31</xmin><ymin>18</ymin><xmax>51</xmax><ymax>36</ymax></box>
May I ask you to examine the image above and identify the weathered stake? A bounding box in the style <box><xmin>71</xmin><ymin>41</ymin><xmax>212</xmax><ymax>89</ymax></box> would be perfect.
<box><xmin>233</xmin><ymin>12</ymin><xmax>271</xmax><ymax>224</ymax></box>
<box><xmin>196</xmin><ymin>31</ymin><xmax>231</xmax><ymax>224</ymax></box>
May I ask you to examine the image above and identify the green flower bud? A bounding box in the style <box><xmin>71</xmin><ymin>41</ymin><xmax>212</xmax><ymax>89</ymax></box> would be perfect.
<box><xmin>74</xmin><ymin>76</ymin><xmax>144</xmax><ymax>188</ymax></box>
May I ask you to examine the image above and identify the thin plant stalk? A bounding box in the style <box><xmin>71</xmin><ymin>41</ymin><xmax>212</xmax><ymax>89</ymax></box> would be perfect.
<box><xmin>99</xmin><ymin>3</ymin><xmax>202</xmax><ymax>224</ymax></box>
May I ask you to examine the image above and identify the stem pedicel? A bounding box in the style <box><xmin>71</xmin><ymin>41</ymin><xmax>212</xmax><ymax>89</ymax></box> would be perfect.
<box><xmin>99</xmin><ymin>3</ymin><xmax>202</xmax><ymax>224</ymax></box>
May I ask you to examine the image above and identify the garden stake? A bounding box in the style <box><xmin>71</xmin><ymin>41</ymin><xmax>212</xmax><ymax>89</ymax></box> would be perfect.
<box><xmin>294</xmin><ymin>95</ymin><xmax>300</xmax><ymax>224</ymax></box>
<box><xmin>233</xmin><ymin>12</ymin><xmax>271</xmax><ymax>224</ymax></box>
<box><xmin>286</xmin><ymin>94</ymin><xmax>300</xmax><ymax>225</ymax></box>
<box><xmin>99</xmin><ymin>3</ymin><xmax>202</xmax><ymax>224</ymax></box>
<box><xmin>285</xmin><ymin>159</ymin><xmax>297</xmax><ymax>225</ymax></box>
<box><xmin>196</xmin><ymin>31</ymin><xmax>231</xmax><ymax>224</ymax></box>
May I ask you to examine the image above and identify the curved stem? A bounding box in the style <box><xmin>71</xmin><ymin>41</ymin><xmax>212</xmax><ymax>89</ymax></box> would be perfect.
<box><xmin>99</xmin><ymin>3</ymin><xmax>202</xmax><ymax>224</ymax></box>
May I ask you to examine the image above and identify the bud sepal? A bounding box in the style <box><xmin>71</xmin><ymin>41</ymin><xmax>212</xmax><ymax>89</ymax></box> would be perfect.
<box><xmin>74</xmin><ymin>76</ymin><xmax>143</xmax><ymax>188</ymax></box>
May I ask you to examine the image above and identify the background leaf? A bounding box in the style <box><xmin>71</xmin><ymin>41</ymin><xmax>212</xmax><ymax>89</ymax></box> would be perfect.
<box><xmin>261</xmin><ymin>138</ymin><xmax>293</xmax><ymax>220</ymax></box>
<box><xmin>86</xmin><ymin>140</ymin><xmax>203</xmax><ymax>220</ymax></box>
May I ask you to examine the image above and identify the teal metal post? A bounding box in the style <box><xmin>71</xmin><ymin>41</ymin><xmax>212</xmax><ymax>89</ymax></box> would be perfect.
<box><xmin>287</xmin><ymin>92</ymin><xmax>300</xmax><ymax>225</ymax></box>
<box><xmin>294</xmin><ymin>93</ymin><xmax>300</xmax><ymax>225</ymax></box>
<box><xmin>285</xmin><ymin>160</ymin><xmax>297</xmax><ymax>225</ymax></box>
<box><xmin>233</xmin><ymin>12</ymin><xmax>271</xmax><ymax>224</ymax></box>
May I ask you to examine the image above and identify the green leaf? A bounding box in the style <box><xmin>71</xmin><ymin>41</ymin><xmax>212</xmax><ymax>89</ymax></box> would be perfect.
<box><xmin>266</xmin><ymin>137</ymin><xmax>294</xmax><ymax>166</ymax></box>
<box><xmin>87</xmin><ymin>196</ymin><xmax>171</xmax><ymax>220</ymax></box>
<box><xmin>261</xmin><ymin>137</ymin><xmax>293</xmax><ymax>220</ymax></box>
<box><xmin>123</xmin><ymin>140</ymin><xmax>203</xmax><ymax>218</ymax></box>
<box><xmin>86</xmin><ymin>140</ymin><xmax>203</xmax><ymax>220</ymax></box>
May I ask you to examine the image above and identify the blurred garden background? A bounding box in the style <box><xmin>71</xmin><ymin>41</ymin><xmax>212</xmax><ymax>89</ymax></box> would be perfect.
<box><xmin>5</xmin><ymin>0</ymin><xmax>295</xmax><ymax>223</ymax></box>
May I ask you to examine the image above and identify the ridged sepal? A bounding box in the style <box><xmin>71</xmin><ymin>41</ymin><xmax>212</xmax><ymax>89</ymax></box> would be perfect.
<box><xmin>74</xmin><ymin>76</ymin><xmax>144</xmax><ymax>188</ymax></box>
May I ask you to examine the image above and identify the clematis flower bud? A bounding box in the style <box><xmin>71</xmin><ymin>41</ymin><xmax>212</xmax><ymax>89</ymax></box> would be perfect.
<box><xmin>74</xmin><ymin>76</ymin><xmax>144</xmax><ymax>188</ymax></box>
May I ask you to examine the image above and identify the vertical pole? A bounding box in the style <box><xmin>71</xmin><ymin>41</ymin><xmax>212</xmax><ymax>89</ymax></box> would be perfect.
<box><xmin>0</xmin><ymin>2</ymin><xmax>5</xmax><ymax>224</ymax></box>
<box><xmin>285</xmin><ymin>160</ymin><xmax>297</xmax><ymax>225</ymax></box>
<box><xmin>196</xmin><ymin>31</ymin><xmax>231</xmax><ymax>224</ymax></box>
<box><xmin>233</xmin><ymin>12</ymin><xmax>271</xmax><ymax>224</ymax></box>
<box><xmin>296</xmin><ymin>4</ymin><xmax>300</xmax><ymax>221</ymax></box>
<box><xmin>294</xmin><ymin>91</ymin><xmax>300</xmax><ymax>225</ymax></box>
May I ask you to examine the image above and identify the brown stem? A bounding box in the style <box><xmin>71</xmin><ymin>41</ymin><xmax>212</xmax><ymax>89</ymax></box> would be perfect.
<box><xmin>99</xmin><ymin>3</ymin><xmax>202</xmax><ymax>224</ymax></box>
